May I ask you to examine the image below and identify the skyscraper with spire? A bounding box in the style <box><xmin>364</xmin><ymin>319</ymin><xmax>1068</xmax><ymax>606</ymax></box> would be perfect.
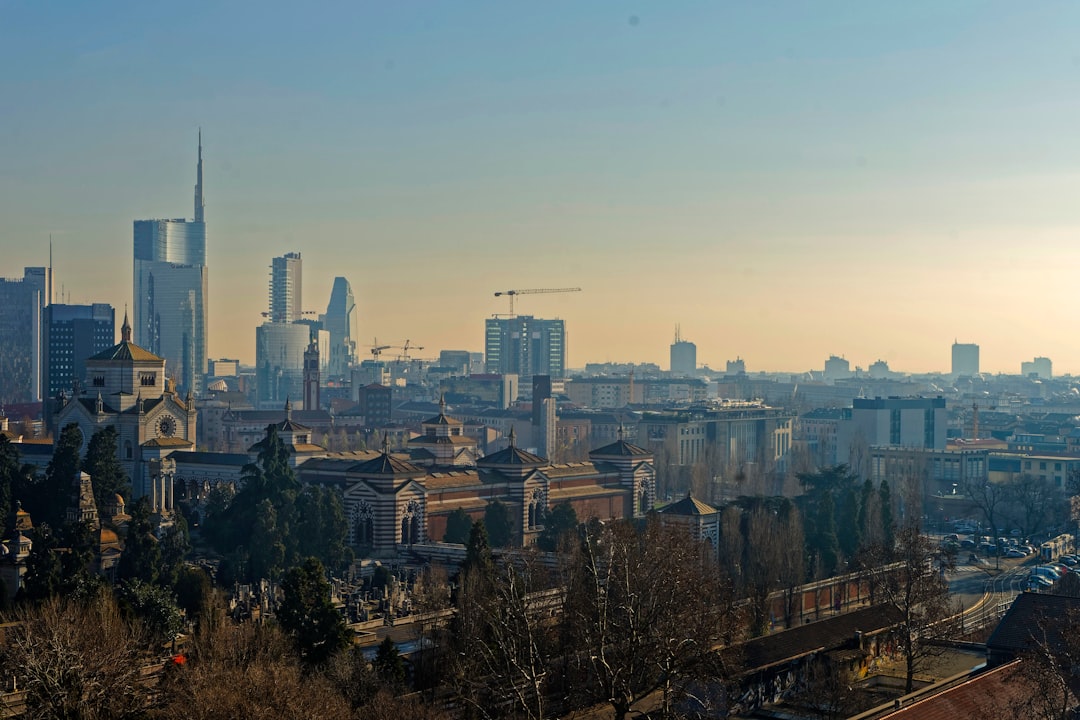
<box><xmin>133</xmin><ymin>132</ymin><xmax>208</xmax><ymax>396</ymax></box>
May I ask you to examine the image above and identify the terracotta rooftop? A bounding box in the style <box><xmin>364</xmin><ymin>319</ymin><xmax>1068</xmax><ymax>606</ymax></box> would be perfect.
<box><xmin>881</xmin><ymin>661</ymin><xmax>1027</xmax><ymax>719</ymax></box>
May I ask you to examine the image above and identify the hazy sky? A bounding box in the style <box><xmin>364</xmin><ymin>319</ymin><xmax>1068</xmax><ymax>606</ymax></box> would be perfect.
<box><xmin>4</xmin><ymin>1</ymin><xmax>1080</xmax><ymax>375</ymax></box>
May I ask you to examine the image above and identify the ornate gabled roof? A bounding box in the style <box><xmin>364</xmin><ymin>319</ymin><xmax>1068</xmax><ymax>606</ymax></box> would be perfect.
<box><xmin>141</xmin><ymin>437</ymin><xmax>193</xmax><ymax>448</ymax></box>
<box><xmin>88</xmin><ymin>341</ymin><xmax>163</xmax><ymax>363</ymax></box>
<box><xmin>589</xmin><ymin>439</ymin><xmax>651</xmax><ymax>457</ymax></box>
<box><xmin>422</xmin><ymin>396</ymin><xmax>463</xmax><ymax>426</ymax></box>
<box><xmin>351</xmin><ymin>452</ymin><xmax>426</xmax><ymax>476</ymax></box>
<box><xmin>479</xmin><ymin>428</ymin><xmax>546</xmax><ymax>467</ymax></box>
<box><xmin>588</xmin><ymin>425</ymin><xmax>651</xmax><ymax>458</ymax></box>
<box><xmin>659</xmin><ymin>495</ymin><xmax>718</xmax><ymax>516</ymax></box>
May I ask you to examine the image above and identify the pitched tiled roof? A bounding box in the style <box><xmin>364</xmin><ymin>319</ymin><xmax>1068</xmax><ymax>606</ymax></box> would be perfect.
<box><xmin>659</xmin><ymin>495</ymin><xmax>717</xmax><ymax>516</ymax></box>
<box><xmin>352</xmin><ymin>452</ymin><xmax>426</xmax><ymax>476</ymax></box>
<box><xmin>882</xmin><ymin>661</ymin><xmax>1025</xmax><ymax>719</ymax></box>
<box><xmin>422</xmin><ymin>412</ymin><xmax>463</xmax><ymax>426</ymax></box>
<box><xmin>89</xmin><ymin>341</ymin><xmax>163</xmax><ymax>363</ymax></box>
<box><xmin>986</xmin><ymin>592</ymin><xmax>1080</xmax><ymax>658</ymax></box>
<box><xmin>141</xmin><ymin>437</ymin><xmax>193</xmax><ymax>448</ymax></box>
<box><xmin>278</xmin><ymin>418</ymin><xmax>312</xmax><ymax>433</ymax></box>
<box><xmin>479</xmin><ymin>445</ymin><xmax>547</xmax><ymax>467</ymax></box>
<box><xmin>589</xmin><ymin>439</ymin><xmax>651</xmax><ymax>457</ymax></box>
<box><xmin>726</xmin><ymin>604</ymin><xmax>904</xmax><ymax>673</ymax></box>
<box><xmin>171</xmin><ymin>452</ymin><xmax>250</xmax><ymax>467</ymax></box>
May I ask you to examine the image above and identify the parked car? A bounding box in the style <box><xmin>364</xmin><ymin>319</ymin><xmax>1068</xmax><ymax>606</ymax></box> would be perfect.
<box><xmin>1004</xmin><ymin>548</ymin><xmax>1025</xmax><ymax>558</ymax></box>
<box><xmin>1060</xmin><ymin>557</ymin><xmax>1077</xmax><ymax>566</ymax></box>
<box><xmin>960</xmin><ymin>539</ymin><xmax>976</xmax><ymax>550</ymax></box>
<box><xmin>1032</xmin><ymin>566</ymin><xmax>1062</xmax><ymax>581</ymax></box>
<box><xmin>1028</xmin><ymin>576</ymin><xmax>1054</xmax><ymax>590</ymax></box>
<box><xmin>944</xmin><ymin>533</ymin><xmax>959</xmax><ymax>542</ymax></box>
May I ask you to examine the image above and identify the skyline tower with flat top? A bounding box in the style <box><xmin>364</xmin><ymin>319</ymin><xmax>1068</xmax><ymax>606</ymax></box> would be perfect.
<box><xmin>133</xmin><ymin>132</ymin><xmax>208</xmax><ymax>396</ymax></box>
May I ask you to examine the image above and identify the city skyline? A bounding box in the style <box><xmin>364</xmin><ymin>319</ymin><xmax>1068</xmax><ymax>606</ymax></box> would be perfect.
<box><xmin>6</xmin><ymin>3</ymin><xmax>1080</xmax><ymax>374</ymax></box>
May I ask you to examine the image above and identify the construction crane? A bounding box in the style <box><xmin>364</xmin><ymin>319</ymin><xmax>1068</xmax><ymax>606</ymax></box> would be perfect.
<box><xmin>366</xmin><ymin>339</ymin><xmax>392</xmax><ymax>361</ymax></box>
<box><xmin>493</xmin><ymin>287</ymin><xmax>581</xmax><ymax>316</ymax></box>
<box><xmin>392</xmin><ymin>339</ymin><xmax>425</xmax><ymax>362</ymax></box>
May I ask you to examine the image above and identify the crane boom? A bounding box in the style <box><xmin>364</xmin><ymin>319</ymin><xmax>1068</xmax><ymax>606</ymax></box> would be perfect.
<box><xmin>493</xmin><ymin>287</ymin><xmax>582</xmax><ymax>315</ymax></box>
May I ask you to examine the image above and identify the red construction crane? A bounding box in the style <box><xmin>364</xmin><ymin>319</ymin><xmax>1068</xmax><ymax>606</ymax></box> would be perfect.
<box><xmin>493</xmin><ymin>287</ymin><xmax>581</xmax><ymax>316</ymax></box>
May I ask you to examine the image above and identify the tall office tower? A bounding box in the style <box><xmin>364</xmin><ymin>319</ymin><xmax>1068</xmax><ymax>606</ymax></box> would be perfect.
<box><xmin>0</xmin><ymin>266</ymin><xmax>53</xmax><ymax>403</ymax></box>
<box><xmin>133</xmin><ymin>133</ymin><xmax>208</xmax><ymax>396</ymax></box>
<box><xmin>484</xmin><ymin>315</ymin><xmax>566</xmax><ymax>382</ymax></box>
<box><xmin>951</xmin><ymin>341</ymin><xmax>980</xmax><ymax>377</ymax></box>
<box><xmin>270</xmin><ymin>252</ymin><xmax>303</xmax><ymax>323</ymax></box>
<box><xmin>669</xmin><ymin>325</ymin><xmax>697</xmax><ymax>376</ymax></box>
<box><xmin>321</xmin><ymin>277</ymin><xmax>359</xmax><ymax>378</ymax></box>
<box><xmin>43</xmin><ymin>304</ymin><xmax>115</xmax><ymax>400</ymax></box>
<box><xmin>303</xmin><ymin>338</ymin><xmax>320</xmax><ymax>411</ymax></box>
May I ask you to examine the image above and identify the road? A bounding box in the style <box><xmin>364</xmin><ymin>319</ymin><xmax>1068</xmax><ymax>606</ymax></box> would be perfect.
<box><xmin>947</xmin><ymin>554</ymin><xmax>1035</xmax><ymax>632</ymax></box>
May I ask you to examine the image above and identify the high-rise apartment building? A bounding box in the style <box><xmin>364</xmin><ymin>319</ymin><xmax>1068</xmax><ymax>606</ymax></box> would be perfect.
<box><xmin>484</xmin><ymin>315</ymin><xmax>566</xmax><ymax>382</ymax></box>
<box><xmin>0</xmin><ymin>266</ymin><xmax>52</xmax><ymax>403</ymax></box>
<box><xmin>270</xmin><ymin>252</ymin><xmax>303</xmax><ymax>323</ymax></box>
<box><xmin>321</xmin><ymin>277</ymin><xmax>358</xmax><ymax>378</ymax></box>
<box><xmin>951</xmin><ymin>341</ymin><xmax>980</xmax><ymax>377</ymax></box>
<box><xmin>669</xmin><ymin>325</ymin><xmax>697</xmax><ymax>376</ymax></box>
<box><xmin>43</xmin><ymin>304</ymin><xmax>115</xmax><ymax>400</ymax></box>
<box><xmin>133</xmin><ymin>133</ymin><xmax>208</xmax><ymax>396</ymax></box>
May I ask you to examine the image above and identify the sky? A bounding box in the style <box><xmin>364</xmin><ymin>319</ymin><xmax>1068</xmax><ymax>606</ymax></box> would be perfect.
<box><xmin>4</xmin><ymin>1</ymin><xmax>1080</xmax><ymax>375</ymax></box>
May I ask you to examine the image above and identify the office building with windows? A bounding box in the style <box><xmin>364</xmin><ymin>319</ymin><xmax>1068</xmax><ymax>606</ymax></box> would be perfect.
<box><xmin>321</xmin><ymin>277</ymin><xmax>359</xmax><ymax>378</ymax></box>
<box><xmin>670</xmin><ymin>326</ymin><xmax>696</xmax><ymax>376</ymax></box>
<box><xmin>484</xmin><ymin>315</ymin><xmax>566</xmax><ymax>383</ymax></box>
<box><xmin>133</xmin><ymin>133</ymin><xmax>208</xmax><ymax>396</ymax></box>
<box><xmin>270</xmin><ymin>252</ymin><xmax>303</xmax><ymax>323</ymax></box>
<box><xmin>44</xmin><ymin>303</ymin><xmax>115</xmax><ymax>400</ymax></box>
<box><xmin>0</xmin><ymin>266</ymin><xmax>52</xmax><ymax>403</ymax></box>
<box><xmin>951</xmin><ymin>342</ymin><xmax>980</xmax><ymax>377</ymax></box>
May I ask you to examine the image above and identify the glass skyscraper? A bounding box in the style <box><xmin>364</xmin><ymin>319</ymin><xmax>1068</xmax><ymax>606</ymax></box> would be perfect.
<box><xmin>133</xmin><ymin>133</ymin><xmax>208</xmax><ymax>396</ymax></box>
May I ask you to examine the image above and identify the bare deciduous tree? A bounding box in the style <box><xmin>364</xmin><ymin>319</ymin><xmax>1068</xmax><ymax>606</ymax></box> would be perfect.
<box><xmin>0</xmin><ymin>590</ymin><xmax>150</xmax><ymax>720</ymax></box>
<box><xmin>871</xmin><ymin>523</ymin><xmax>959</xmax><ymax>694</ymax></box>
<box><xmin>563</xmin><ymin>518</ymin><xmax>741</xmax><ymax>719</ymax></box>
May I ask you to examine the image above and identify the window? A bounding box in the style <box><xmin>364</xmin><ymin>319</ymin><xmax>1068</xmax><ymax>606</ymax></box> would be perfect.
<box><xmin>140</xmin><ymin>373</ymin><xmax>156</xmax><ymax>386</ymax></box>
<box><xmin>92</xmin><ymin>375</ymin><xmax>105</xmax><ymax>387</ymax></box>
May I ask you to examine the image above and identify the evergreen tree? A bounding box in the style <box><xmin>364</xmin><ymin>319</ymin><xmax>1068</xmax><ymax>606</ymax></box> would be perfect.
<box><xmin>373</xmin><ymin>637</ymin><xmax>406</xmax><ymax>691</ymax></box>
<box><xmin>442</xmin><ymin>508</ymin><xmax>472</xmax><ymax>545</ymax></box>
<box><xmin>815</xmin><ymin>490</ymin><xmax>840</xmax><ymax>576</ymax></box>
<box><xmin>463</xmin><ymin>521</ymin><xmax>492</xmax><ymax>576</ymax></box>
<box><xmin>277</xmin><ymin>557</ymin><xmax>351</xmax><ymax>666</ymax></box>
<box><xmin>297</xmin><ymin>485</ymin><xmax>351</xmax><ymax>572</ymax></box>
<box><xmin>249</xmin><ymin>499</ymin><xmax>286</xmax><ymax>581</ymax></box>
<box><xmin>19</xmin><ymin>524</ymin><xmax>64</xmax><ymax>603</ymax></box>
<box><xmin>483</xmin><ymin>500</ymin><xmax>513</xmax><ymax>548</ymax></box>
<box><xmin>858</xmin><ymin>478</ymin><xmax>874</xmax><ymax>547</ymax></box>
<box><xmin>0</xmin><ymin>434</ymin><xmax>21</xmax><ymax>528</ymax></box>
<box><xmin>537</xmin><ymin>501</ymin><xmax>578</xmax><ymax>552</ymax></box>
<box><xmin>159</xmin><ymin>514</ymin><xmax>191</xmax><ymax>588</ymax></box>
<box><xmin>115</xmin><ymin>579</ymin><xmax>183</xmax><ymax>645</ymax></box>
<box><xmin>836</xmin><ymin>484</ymin><xmax>861</xmax><ymax>560</ymax></box>
<box><xmin>117</xmin><ymin>498</ymin><xmax>161</xmax><ymax>585</ymax></box>
<box><xmin>880</xmin><ymin>480</ymin><xmax>895</xmax><ymax>556</ymax></box>
<box><xmin>38</xmin><ymin>424</ymin><xmax>82</xmax><ymax>529</ymax></box>
<box><xmin>82</xmin><ymin>426</ymin><xmax>129</xmax><ymax>509</ymax></box>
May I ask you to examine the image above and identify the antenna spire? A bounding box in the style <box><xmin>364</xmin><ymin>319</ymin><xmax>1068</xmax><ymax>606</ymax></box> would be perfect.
<box><xmin>194</xmin><ymin>128</ymin><xmax>205</xmax><ymax>223</ymax></box>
